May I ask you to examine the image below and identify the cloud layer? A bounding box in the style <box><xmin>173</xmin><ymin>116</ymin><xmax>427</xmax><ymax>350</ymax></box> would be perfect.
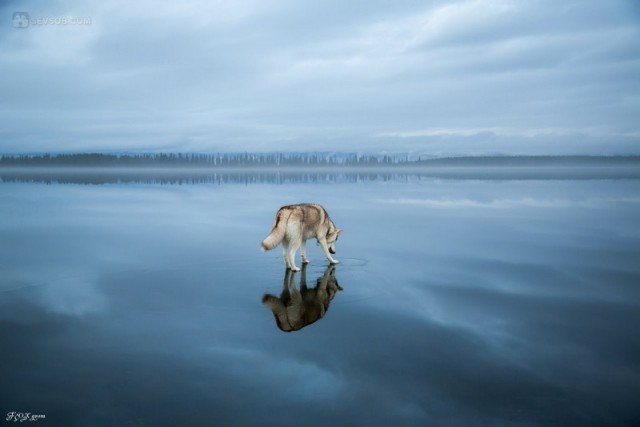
<box><xmin>1</xmin><ymin>0</ymin><xmax>639</xmax><ymax>153</ymax></box>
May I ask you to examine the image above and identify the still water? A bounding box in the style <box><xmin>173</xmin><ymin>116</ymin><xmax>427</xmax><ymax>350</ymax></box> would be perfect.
<box><xmin>1</xmin><ymin>172</ymin><xmax>639</xmax><ymax>426</ymax></box>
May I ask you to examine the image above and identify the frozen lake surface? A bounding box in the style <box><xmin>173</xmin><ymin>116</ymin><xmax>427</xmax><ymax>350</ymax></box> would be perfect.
<box><xmin>1</xmin><ymin>171</ymin><xmax>639</xmax><ymax>426</ymax></box>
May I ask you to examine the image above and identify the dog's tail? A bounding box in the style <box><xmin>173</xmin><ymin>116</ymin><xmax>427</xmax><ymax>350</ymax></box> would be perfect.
<box><xmin>261</xmin><ymin>211</ymin><xmax>287</xmax><ymax>251</ymax></box>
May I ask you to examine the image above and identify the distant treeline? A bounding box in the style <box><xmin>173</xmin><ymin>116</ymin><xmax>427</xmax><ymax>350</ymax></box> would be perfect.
<box><xmin>0</xmin><ymin>153</ymin><xmax>638</xmax><ymax>167</ymax></box>
<box><xmin>0</xmin><ymin>152</ymin><xmax>406</xmax><ymax>167</ymax></box>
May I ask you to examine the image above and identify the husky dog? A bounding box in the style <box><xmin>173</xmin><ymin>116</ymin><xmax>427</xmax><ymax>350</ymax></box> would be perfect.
<box><xmin>262</xmin><ymin>264</ymin><xmax>343</xmax><ymax>332</ymax></box>
<box><xmin>261</xmin><ymin>203</ymin><xmax>342</xmax><ymax>271</ymax></box>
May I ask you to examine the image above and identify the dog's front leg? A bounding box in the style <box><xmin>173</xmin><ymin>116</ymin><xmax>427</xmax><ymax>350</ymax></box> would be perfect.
<box><xmin>318</xmin><ymin>238</ymin><xmax>339</xmax><ymax>264</ymax></box>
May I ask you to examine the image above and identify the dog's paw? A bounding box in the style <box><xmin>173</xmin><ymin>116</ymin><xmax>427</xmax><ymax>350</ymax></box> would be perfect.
<box><xmin>291</xmin><ymin>266</ymin><xmax>301</xmax><ymax>272</ymax></box>
<box><xmin>330</xmin><ymin>259</ymin><xmax>339</xmax><ymax>264</ymax></box>
<box><xmin>302</xmin><ymin>259</ymin><xmax>309</xmax><ymax>264</ymax></box>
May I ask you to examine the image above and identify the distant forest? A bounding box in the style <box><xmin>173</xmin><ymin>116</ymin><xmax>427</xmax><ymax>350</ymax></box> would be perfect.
<box><xmin>0</xmin><ymin>152</ymin><xmax>404</xmax><ymax>167</ymax></box>
<box><xmin>0</xmin><ymin>153</ymin><xmax>638</xmax><ymax>167</ymax></box>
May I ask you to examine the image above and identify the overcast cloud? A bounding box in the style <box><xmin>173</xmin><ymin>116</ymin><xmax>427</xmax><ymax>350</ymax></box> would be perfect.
<box><xmin>1</xmin><ymin>0</ymin><xmax>639</xmax><ymax>154</ymax></box>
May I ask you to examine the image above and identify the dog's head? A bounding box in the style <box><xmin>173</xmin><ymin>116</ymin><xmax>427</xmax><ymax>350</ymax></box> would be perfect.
<box><xmin>327</xmin><ymin>228</ymin><xmax>342</xmax><ymax>254</ymax></box>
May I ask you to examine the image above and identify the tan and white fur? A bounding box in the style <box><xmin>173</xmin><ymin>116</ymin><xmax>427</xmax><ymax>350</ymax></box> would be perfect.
<box><xmin>261</xmin><ymin>203</ymin><xmax>342</xmax><ymax>271</ymax></box>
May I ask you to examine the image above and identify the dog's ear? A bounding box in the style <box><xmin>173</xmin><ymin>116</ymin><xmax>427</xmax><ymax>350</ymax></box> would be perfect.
<box><xmin>336</xmin><ymin>228</ymin><xmax>342</xmax><ymax>235</ymax></box>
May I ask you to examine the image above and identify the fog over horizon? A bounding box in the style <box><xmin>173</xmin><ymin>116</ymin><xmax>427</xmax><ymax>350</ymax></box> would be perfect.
<box><xmin>1</xmin><ymin>0</ymin><xmax>639</xmax><ymax>155</ymax></box>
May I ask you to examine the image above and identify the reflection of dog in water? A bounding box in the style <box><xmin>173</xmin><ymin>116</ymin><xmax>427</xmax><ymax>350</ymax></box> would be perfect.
<box><xmin>262</xmin><ymin>265</ymin><xmax>342</xmax><ymax>332</ymax></box>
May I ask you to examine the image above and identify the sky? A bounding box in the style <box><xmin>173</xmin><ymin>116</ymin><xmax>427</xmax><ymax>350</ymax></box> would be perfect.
<box><xmin>1</xmin><ymin>0</ymin><xmax>639</xmax><ymax>155</ymax></box>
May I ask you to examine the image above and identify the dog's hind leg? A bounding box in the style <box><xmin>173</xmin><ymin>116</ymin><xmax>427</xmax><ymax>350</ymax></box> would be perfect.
<box><xmin>282</xmin><ymin>241</ymin><xmax>291</xmax><ymax>269</ymax></box>
<box><xmin>288</xmin><ymin>241</ymin><xmax>301</xmax><ymax>272</ymax></box>
<box><xmin>300</xmin><ymin>239</ymin><xmax>309</xmax><ymax>264</ymax></box>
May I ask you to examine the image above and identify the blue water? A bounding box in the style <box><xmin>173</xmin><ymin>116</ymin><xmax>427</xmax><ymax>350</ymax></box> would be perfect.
<box><xmin>1</xmin><ymin>173</ymin><xmax>639</xmax><ymax>426</ymax></box>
